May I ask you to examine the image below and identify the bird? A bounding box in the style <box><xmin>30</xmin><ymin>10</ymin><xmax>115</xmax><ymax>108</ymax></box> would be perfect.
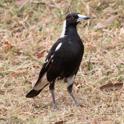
<box><xmin>26</xmin><ymin>12</ymin><xmax>91</xmax><ymax>109</ymax></box>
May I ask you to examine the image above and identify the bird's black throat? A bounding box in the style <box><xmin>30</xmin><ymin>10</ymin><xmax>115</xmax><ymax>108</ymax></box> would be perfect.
<box><xmin>65</xmin><ymin>25</ymin><xmax>79</xmax><ymax>39</ymax></box>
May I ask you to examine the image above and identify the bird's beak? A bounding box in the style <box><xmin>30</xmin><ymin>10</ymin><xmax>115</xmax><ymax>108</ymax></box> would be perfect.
<box><xmin>77</xmin><ymin>14</ymin><xmax>91</xmax><ymax>22</ymax></box>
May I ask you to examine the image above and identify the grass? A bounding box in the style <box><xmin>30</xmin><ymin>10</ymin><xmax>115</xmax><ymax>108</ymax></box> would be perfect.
<box><xmin>0</xmin><ymin>0</ymin><xmax>124</xmax><ymax>123</ymax></box>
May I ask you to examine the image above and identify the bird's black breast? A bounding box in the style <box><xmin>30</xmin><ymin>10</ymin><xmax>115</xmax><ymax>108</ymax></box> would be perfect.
<box><xmin>57</xmin><ymin>37</ymin><xmax>83</xmax><ymax>62</ymax></box>
<box><xmin>46</xmin><ymin>35</ymin><xmax>84</xmax><ymax>81</ymax></box>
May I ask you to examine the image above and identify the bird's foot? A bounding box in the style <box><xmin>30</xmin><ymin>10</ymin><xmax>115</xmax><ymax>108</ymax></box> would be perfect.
<box><xmin>51</xmin><ymin>103</ymin><xmax>58</xmax><ymax>110</ymax></box>
<box><xmin>74</xmin><ymin>100</ymin><xmax>80</xmax><ymax>107</ymax></box>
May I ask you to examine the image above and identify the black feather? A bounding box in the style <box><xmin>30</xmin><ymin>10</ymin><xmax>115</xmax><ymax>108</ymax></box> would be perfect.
<box><xmin>26</xmin><ymin>89</ymin><xmax>42</xmax><ymax>98</ymax></box>
<box><xmin>26</xmin><ymin>83</ymin><xmax>49</xmax><ymax>98</ymax></box>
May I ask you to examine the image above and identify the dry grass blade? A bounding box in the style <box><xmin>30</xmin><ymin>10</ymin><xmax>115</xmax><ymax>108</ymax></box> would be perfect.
<box><xmin>54</xmin><ymin>120</ymin><xmax>65</xmax><ymax>124</ymax></box>
<box><xmin>100</xmin><ymin>82</ymin><xmax>123</xmax><ymax>92</ymax></box>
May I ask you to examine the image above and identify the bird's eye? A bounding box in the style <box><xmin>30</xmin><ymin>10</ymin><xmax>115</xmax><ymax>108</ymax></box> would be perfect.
<box><xmin>72</xmin><ymin>15</ymin><xmax>77</xmax><ymax>19</ymax></box>
<box><xmin>67</xmin><ymin>15</ymin><xmax>72</xmax><ymax>19</ymax></box>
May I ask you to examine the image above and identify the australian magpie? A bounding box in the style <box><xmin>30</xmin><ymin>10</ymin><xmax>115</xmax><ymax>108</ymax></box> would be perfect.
<box><xmin>26</xmin><ymin>13</ymin><xmax>91</xmax><ymax>108</ymax></box>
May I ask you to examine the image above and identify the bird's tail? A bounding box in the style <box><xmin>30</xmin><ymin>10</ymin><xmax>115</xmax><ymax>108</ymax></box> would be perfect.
<box><xmin>26</xmin><ymin>83</ymin><xmax>48</xmax><ymax>98</ymax></box>
<box><xmin>26</xmin><ymin>64</ymin><xmax>49</xmax><ymax>98</ymax></box>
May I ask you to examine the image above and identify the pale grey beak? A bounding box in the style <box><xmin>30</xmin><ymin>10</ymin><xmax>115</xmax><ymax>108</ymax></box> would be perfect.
<box><xmin>77</xmin><ymin>14</ymin><xmax>91</xmax><ymax>22</ymax></box>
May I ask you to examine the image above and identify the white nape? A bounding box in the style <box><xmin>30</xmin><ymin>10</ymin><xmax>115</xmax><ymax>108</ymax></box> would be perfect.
<box><xmin>60</xmin><ymin>20</ymin><xmax>66</xmax><ymax>37</ymax></box>
<box><xmin>55</xmin><ymin>42</ymin><xmax>62</xmax><ymax>51</ymax></box>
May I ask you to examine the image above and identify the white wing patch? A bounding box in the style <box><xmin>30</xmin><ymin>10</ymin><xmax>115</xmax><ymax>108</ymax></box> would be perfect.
<box><xmin>45</xmin><ymin>59</ymin><xmax>48</xmax><ymax>63</ymax></box>
<box><xmin>45</xmin><ymin>54</ymin><xmax>54</xmax><ymax>67</ymax></box>
<box><xmin>55</xmin><ymin>42</ymin><xmax>62</xmax><ymax>51</ymax></box>
<box><xmin>44</xmin><ymin>42</ymin><xmax>62</xmax><ymax>67</ymax></box>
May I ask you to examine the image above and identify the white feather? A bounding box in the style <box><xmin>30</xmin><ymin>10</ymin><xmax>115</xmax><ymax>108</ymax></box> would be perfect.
<box><xmin>67</xmin><ymin>76</ymin><xmax>74</xmax><ymax>87</ymax></box>
<box><xmin>60</xmin><ymin>20</ymin><xmax>66</xmax><ymax>37</ymax></box>
<box><xmin>55</xmin><ymin>42</ymin><xmax>62</xmax><ymax>51</ymax></box>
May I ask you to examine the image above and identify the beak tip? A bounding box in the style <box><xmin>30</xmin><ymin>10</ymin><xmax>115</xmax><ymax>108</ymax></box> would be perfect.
<box><xmin>86</xmin><ymin>16</ymin><xmax>91</xmax><ymax>20</ymax></box>
<box><xmin>84</xmin><ymin>16</ymin><xmax>96</xmax><ymax>20</ymax></box>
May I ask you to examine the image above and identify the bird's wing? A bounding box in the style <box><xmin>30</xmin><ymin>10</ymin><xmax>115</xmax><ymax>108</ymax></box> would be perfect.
<box><xmin>33</xmin><ymin>38</ymin><xmax>63</xmax><ymax>89</ymax></box>
<box><xmin>26</xmin><ymin>38</ymin><xmax>64</xmax><ymax>98</ymax></box>
<box><xmin>45</xmin><ymin>39</ymin><xmax>62</xmax><ymax>63</ymax></box>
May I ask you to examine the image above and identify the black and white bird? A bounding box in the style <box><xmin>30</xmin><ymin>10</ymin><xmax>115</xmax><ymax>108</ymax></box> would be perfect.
<box><xmin>26</xmin><ymin>13</ymin><xmax>91</xmax><ymax>108</ymax></box>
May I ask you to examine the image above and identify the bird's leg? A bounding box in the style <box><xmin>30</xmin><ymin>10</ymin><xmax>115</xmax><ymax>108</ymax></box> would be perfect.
<box><xmin>49</xmin><ymin>81</ymin><xmax>57</xmax><ymax>109</ymax></box>
<box><xmin>67</xmin><ymin>84</ymin><xmax>79</xmax><ymax>106</ymax></box>
<box><xmin>67</xmin><ymin>76</ymin><xmax>79</xmax><ymax>106</ymax></box>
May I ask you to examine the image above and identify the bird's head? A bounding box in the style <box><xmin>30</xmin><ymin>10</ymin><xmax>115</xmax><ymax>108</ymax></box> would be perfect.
<box><xmin>65</xmin><ymin>13</ymin><xmax>91</xmax><ymax>26</ymax></box>
<box><xmin>60</xmin><ymin>12</ymin><xmax>92</xmax><ymax>37</ymax></box>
